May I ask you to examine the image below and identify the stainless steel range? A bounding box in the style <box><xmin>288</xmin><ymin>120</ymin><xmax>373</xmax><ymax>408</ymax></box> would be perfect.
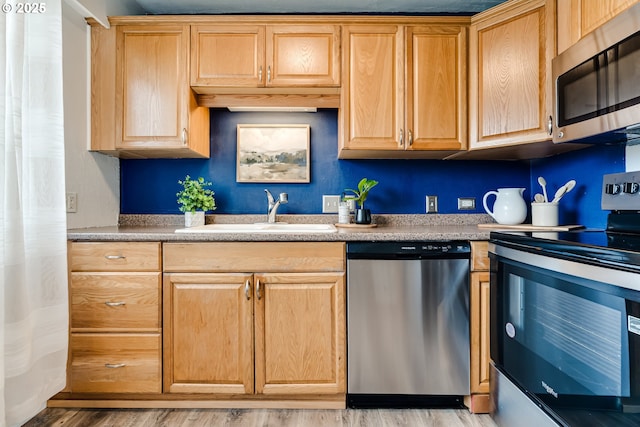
<box><xmin>489</xmin><ymin>171</ymin><xmax>640</xmax><ymax>427</ymax></box>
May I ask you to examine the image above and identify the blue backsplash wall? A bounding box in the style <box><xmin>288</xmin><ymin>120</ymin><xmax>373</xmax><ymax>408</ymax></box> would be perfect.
<box><xmin>120</xmin><ymin>109</ymin><xmax>625</xmax><ymax>227</ymax></box>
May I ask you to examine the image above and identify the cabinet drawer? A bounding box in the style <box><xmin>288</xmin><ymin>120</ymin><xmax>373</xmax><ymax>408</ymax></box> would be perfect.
<box><xmin>163</xmin><ymin>242</ymin><xmax>345</xmax><ymax>273</ymax></box>
<box><xmin>471</xmin><ymin>241</ymin><xmax>489</xmax><ymax>272</ymax></box>
<box><xmin>70</xmin><ymin>273</ymin><xmax>161</xmax><ymax>331</ymax></box>
<box><xmin>70</xmin><ymin>242</ymin><xmax>161</xmax><ymax>272</ymax></box>
<box><xmin>70</xmin><ymin>333</ymin><xmax>161</xmax><ymax>394</ymax></box>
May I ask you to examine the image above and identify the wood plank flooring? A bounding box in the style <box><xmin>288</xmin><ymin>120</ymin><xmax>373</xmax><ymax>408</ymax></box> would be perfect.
<box><xmin>23</xmin><ymin>408</ymin><xmax>497</xmax><ymax>426</ymax></box>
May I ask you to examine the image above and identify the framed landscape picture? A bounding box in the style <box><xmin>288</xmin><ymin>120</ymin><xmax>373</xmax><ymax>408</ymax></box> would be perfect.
<box><xmin>236</xmin><ymin>124</ymin><xmax>310</xmax><ymax>183</ymax></box>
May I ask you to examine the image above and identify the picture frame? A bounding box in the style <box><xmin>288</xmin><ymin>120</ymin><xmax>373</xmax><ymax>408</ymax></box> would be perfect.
<box><xmin>236</xmin><ymin>124</ymin><xmax>310</xmax><ymax>183</ymax></box>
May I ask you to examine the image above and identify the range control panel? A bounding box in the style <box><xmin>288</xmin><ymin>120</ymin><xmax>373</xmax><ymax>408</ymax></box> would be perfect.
<box><xmin>602</xmin><ymin>171</ymin><xmax>640</xmax><ymax>211</ymax></box>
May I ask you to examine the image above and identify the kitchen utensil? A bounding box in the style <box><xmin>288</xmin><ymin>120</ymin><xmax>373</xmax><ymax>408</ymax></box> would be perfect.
<box><xmin>538</xmin><ymin>176</ymin><xmax>548</xmax><ymax>202</ymax></box>
<box><xmin>562</xmin><ymin>179</ymin><xmax>576</xmax><ymax>195</ymax></box>
<box><xmin>551</xmin><ymin>186</ymin><xmax>567</xmax><ymax>203</ymax></box>
<box><xmin>551</xmin><ymin>179</ymin><xmax>577</xmax><ymax>203</ymax></box>
<box><xmin>483</xmin><ymin>188</ymin><xmax>527</xmax><ymax>225</ymax></box>
<box><xmin>534</xmin><ymin>193</ymin><xmax>545</xmax><ymax>203</ymax></box>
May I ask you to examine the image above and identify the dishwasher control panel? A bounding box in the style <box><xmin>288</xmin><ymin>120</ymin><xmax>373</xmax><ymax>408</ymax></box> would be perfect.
<box><xmin>347</xmin><ymin>241</ymin><xmax>470</xmax><ymax>258</ymax></box>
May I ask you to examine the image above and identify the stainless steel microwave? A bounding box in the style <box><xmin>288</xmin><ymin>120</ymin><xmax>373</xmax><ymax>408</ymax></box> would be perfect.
<box><xmin>552</xmin><ymin>3</ymin><xmax>640</xmax><ymax>145</ymax></box>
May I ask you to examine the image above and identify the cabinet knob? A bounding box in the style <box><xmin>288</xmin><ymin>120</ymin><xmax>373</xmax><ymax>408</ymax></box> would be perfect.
<box><xmin>256</xmin><ymin>279</ymin><xmax>262</xmax><ymax>300</ymax></box>
<box><xmin>408</xmin><ymin>130</ymin><xmax>413</xmax><ymax>147</ymax></box>
<box><xmin>181</xmin><ymin>128</ymin><xmax>187</xmax><ymax>145</ymax></box>
<box><xmin>399</xmin><ymin>129</ymin><xmax>404</xmax><ymax>147</ymax></box>
<box><xmin>104</xmin><ymin>254</ymin><xmax>125</xmax><ymax>260</ymax></box>
<box><xmin>267</xmin><ymin>66</ymin><xmax>271</xmax><ymax>83</ymax></box>
<box><xmin>547</xmin><ymin>116</ymin><xmax>553</xmax><ymax>135</ymax></box>
<box><xmin>259</xmin><ymin>66</ymin><xmax>263</xmax><ymax>82</ymax></box>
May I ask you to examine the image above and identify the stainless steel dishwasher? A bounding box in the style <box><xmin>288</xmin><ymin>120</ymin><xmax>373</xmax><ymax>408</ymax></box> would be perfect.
<box><xmin>347</xmin><ymin>241</ymin><xmax>470</xmax><ymax>408</ymax></box>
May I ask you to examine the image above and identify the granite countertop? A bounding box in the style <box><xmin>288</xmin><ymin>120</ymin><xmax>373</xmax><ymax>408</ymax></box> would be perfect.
<box><xmin>67</xmin><ymin>214</ymin><xmax>495</xmax><ymax>242</ymax></box>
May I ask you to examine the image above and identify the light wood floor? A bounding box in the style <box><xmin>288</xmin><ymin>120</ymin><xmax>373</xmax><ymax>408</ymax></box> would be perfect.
<box><xmin>24</xmin><ymin>408</ymin><xmax>497</xmax><ymax>426</ymax></box>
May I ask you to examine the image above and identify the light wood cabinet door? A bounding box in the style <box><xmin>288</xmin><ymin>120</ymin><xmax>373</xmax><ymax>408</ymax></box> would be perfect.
<box><xmin>406</xmin><ymin>25</ymin><xmax>467</xmax><ymax>151</ymax></box>
<box><xmin>254</xmin><ymin>272</ymin><xmax>345</xmax><ymax>395</ymax></box>
<box><xmin>163</xmin><ymin>273</ymin><xmax>254</xmax><ymax>394</ymax></box>
<box><xmin>191</xmin><ymin>25</ymin><xmax>264</xmax><ymax>87</ymax></box>
<box><xmin>557</xmin><ymin>0</ymin><xmax>637</xmax><ymax>53</ymax></box>
<box><xmin>191</xmin><ymin>24</ymin><xmax>340</xmax><ymax>87</ymax></box>
<box><xmin>469</xmin><ymin>0</ymin><xmax>555</xmax><ymax>149</ymax></box>
<box><xmin>267</xmin><ymin>25</ymin><xmax>340</xmax><ymax>87</ymax></box>
<box><xmin>115</xmin><ymin>25</ymin><xmax>209</xmax><ymax>157</ymax></box>
<box><xmin>470</xmin><ymin>271</ymin><xmax>490</xmax><ymax>394</ymax></box>
<box><xmin>340</xmin><ymin>25</ymin><xmax>404</xmax><ymax>151</ymax></box>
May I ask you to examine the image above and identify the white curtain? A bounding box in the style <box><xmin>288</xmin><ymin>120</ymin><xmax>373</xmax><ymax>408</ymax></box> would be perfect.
<box><xmin>0</xmin><ymin>1</ymin><xmax>69</xmax><ymax>426</ymax></box>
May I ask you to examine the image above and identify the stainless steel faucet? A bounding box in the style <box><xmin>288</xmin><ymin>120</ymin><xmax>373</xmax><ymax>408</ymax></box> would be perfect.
<box><xmin>265</xmin><ymin>189</ymin><xmax>288</xmax><ymax>223</ymax></box>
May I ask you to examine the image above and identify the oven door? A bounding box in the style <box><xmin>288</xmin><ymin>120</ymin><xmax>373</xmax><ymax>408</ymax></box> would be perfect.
<box><xmin>490</xmin><ymin>242</ymin><xmax>640</xmax><ymax>423</ymax></box>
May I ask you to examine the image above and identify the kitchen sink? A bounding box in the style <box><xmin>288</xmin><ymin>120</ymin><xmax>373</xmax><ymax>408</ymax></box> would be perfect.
<box><xmin>175</xmin><ymin>223</ymin><xmax>337</xmax><ymax>233</ymax></box>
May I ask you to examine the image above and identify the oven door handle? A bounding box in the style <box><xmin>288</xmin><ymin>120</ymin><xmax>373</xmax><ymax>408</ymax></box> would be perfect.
<box><xmin>490</xmin><ymin>242</ymin><xmax>640</xmax><ymax>293</ymax></box>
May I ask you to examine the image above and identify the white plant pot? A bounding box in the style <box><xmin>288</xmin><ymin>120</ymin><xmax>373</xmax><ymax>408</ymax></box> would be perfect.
<box><xmin>184</xmin><ymin>211</ymin><xmax>205</xmax><ymax>227</ymax></box>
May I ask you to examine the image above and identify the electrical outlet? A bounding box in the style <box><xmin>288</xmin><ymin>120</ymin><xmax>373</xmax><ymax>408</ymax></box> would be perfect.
<box><xmin>322</xmin><ymin>195</ymin><xmax>340</xmax><ymax>213</ymax></box>
<box><xmin>66</xmin><ymin>192</ymin><xmax>77</xmax><ymax>213</ymax></box>
<box><xmin>457</xmin><ymin>197</ymin><xmax>476</xmax><ymax>210</ymax></box>
<box><xmin>426</xmin><ymin>195</ymin><xmax>438</xmax><ymax>213</ymax></box>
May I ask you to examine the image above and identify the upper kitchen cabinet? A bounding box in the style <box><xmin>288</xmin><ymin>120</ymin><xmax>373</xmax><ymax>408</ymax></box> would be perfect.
<box><xmin>455</xmin><ymin>0</ymin><xmax>581</xmax><ymax>160</ymax></box>
<box><xmin>90</xmin><ymin>21</ymin><xmax>209</xmax><ymax>158</ymax></box>
<box><xmin>406</xmin><ymin>25</ymin><xmax>467</xmax><ymax>153</ymax></box>
<box><xmin>340</xmin><ymin>25</ymin><xmax>403</xmax><ymax>155</ymax></box>
<box><xmin>557</xmin><ymin>0</ymin><xmax>638</xmax><ymax>53</ymax></box>
<box><xmin>191</xmin><ymin>24</ymin><xmax>341</xmax><ymax>89</ymax></box>
<box><xmin>467</xmin><ymin>0</ymin><xmax>555</xmax><ymax>153</ymax></box>
<box><xmin>339</xmin><ymin>21</ymin><xmax>468</xmax><ymax>159</ymax></box>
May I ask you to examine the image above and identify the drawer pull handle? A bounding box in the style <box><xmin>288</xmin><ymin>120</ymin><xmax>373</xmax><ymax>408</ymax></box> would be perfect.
<box><xmin>104</xmin><ymin>255</ymin><xmax>125</xmax><ymax>260</ymax></box>
<box><xmin>105</xmin><ymin>363</ymin><xmax>126</xmax><ymax>369</ymax></box>
<box><xmin>105</xmin><ymin>301</ymin><xmax>126</xmax><ymax>307</ymax></box>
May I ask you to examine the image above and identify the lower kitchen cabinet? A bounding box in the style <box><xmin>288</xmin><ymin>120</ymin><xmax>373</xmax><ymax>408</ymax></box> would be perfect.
<box><xmin>467</xmin><ymin>241</ymin><xmax>491</xmax><ymax>413</ymax></box>
<box><xmin>60</xmin><ymin>241</ymin><xmax>345</xmax><ymax>407</ymax></box>
<box><xmin>67</xmin><ymin>242</ymin><xmax>162</xmax><ymax>394</ymax></box>
<box><xmin>162</xmin><ymin>242</ymin><xmax>346</xmax><ymax>403</ymax></box>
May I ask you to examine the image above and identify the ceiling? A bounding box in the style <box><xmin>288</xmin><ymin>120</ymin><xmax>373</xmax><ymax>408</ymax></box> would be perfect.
<box><xmin>132</xmin><ymin>0</ymin><xmax>506</xmax><ymax>15</ymax></box>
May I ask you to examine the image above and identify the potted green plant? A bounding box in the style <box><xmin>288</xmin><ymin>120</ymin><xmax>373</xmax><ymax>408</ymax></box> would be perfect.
<box><xmin>344</xmin><ymin>177</ymin><xmax>378</xmax><ymax>224</ymax></box>
<box><xmin>176</xmin><ymin>175</ymin><xmax>216</xmax><ymax>227</ymax></box>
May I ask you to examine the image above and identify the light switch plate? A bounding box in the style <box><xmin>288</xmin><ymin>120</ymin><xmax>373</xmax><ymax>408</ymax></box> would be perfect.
<box><xmin>426</xmin><ymin>195</ymin><xmax>438</xmax><ymax>213</ymax></box>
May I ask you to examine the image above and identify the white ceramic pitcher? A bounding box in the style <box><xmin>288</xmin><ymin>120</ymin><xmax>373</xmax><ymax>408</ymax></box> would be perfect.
<box><xmin>482</xmin><ymin>188</ymin><xmax>527</xmax><ymax>225</ymax></box>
